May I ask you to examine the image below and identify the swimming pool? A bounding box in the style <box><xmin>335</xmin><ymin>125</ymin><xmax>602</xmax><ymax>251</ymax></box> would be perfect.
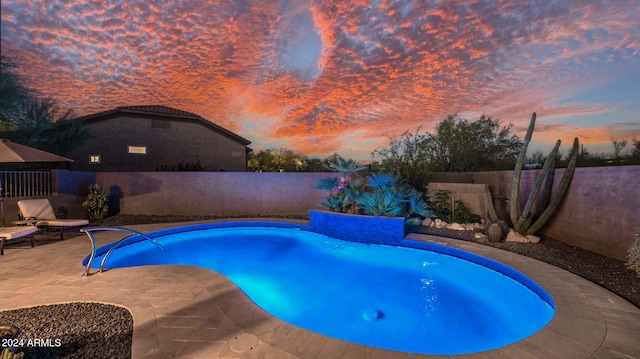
<box><xmin>84</xmin><ymin>222</ymin><xmax>555</xmax><ymax>355</ymax></box>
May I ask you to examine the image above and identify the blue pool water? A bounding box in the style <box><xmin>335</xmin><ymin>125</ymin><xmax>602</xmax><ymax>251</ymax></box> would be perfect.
<box><xmin>85</xmin><ymin>223</ymin><xmax>555</xmax><ymax>355</ymax></box>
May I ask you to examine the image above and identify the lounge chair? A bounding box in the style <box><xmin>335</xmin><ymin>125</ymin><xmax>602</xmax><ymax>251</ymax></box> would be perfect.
<box><xmin>0</xmin><ymin>226</ymin><xmax>38</xmax><ymax>255</ymax></box>
<box><xmin>17</xmin><ymin>199</ymin><xmax>89</xmax><ymax>240</ymax></box>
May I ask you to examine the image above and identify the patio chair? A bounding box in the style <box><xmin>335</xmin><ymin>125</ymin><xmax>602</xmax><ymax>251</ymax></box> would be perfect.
<box><xmin>0</xmin><ymin>226</ymin><xmax>38</xmax><ymax>255</ymax></box>
<box><xmin>17</xmin><ymin>199</ymin><xmax>89</xmax><ymax>240</ymax></box>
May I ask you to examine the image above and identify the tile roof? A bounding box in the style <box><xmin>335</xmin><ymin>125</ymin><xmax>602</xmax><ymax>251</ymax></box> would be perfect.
<box><xmin>74</xmin><ymin>105</ymin><xmax>251</xmax><ymax>145</ymax></box>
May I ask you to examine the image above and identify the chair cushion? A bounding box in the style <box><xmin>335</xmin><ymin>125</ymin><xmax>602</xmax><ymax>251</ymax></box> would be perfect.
<box><xmin>17</xmin><ymin>199</ymin><xmax>58</xmax><ymax>220</ymax></box>
<box><xmin>0</xmin><ymin>226</ymin><xmax>38</xmax><ymax>240</ymax></box>
<box><xmin>36</xmin><ymin>219</ymin><xmax>89</xmax><ymax>227</ymax></box>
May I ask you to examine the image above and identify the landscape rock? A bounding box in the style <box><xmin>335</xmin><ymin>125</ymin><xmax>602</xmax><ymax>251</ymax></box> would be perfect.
<box><xmin>0</xmin><ymin>303</ymin><xmax>132</xmax><ymax>359</ymax></box>
<box><xmin>421</xmin><ymin>218</ymin><xmax>433</xmax><ymax>227</ymax></box>
<box><xmin>448</xmin><ymin>222</ymin><xmax>465</xmax><ymax>231</ymax></box>
<box><xmin>526</xmin><ymin>235</ymin><xmax>541</xmax><ymax>243</ymax></box>
<box><xmin>434</xmin><ymin>219</ymin><xmax>447</xmax><ymax>228</ymax></box>
<box><xmin>505</xmin><ymin>229</ymin><xmax>530</xmax><ymax>243</ymax></box>
<box><xmin>475</xmin><ymin>232</ymin><xmax>487</xmax><ymax>240</ymax></box>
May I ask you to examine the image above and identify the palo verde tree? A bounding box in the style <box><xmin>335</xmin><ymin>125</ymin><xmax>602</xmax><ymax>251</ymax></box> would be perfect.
<box><xmin>425</xmin><ymin>115</ymin><xmax>522</xmax><ymax>172</ymax></box>
<box><xmin>374</xmin><ymin>115</ymin><xmax>523</xmax><ymax>191</ymax></box>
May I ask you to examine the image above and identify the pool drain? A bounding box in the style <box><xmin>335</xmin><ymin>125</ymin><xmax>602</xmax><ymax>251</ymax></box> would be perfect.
<box><xmin>362</xmin><ymin>309</ymin><xmax>385</xmax><ymax>321</ymax></box>
<box><xmin>230</xmin><ymin>333</ymin><xmax>258</xmax><ymax>352</ymax></box>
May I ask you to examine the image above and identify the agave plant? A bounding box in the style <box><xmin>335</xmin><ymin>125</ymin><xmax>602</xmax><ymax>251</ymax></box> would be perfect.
<box><xmin>359</xmin><ymin>188</ymin><xmax>405</xmax><ymax>217</ymax></box>
<box><xmin>407</xmin><ymin>191</ymin><xmax>432</xmax><ymax>218</ymax></box>
<box><xmin>365</xmin><ymin>172</ymin><xmax>399</xmax><ymax>189</ymax></box>
<box><xmin>317</xmin><ymin>192</ymin><xmax>350</xmax><ymax>212</ymax></box>
<box><xmin>324</xmin><ymin>157</ymin><xmax>366</xmax><ymax>178</ymax></box>
<box><xmin>316</xmin><ymin>165</ymin><xmax>432</xmax><ymax>219</ymax></box>
<box><xmin>315</xmin><ymin>177</ymin><xmax>339</xmax><ymax>192</ymax></box>
<box><xmin>356</xmin><ymin>173</ymin><xmax>432</xmax><ymax>218</ymax></box>
<box><xmin>315</xmin><ymin>157</ymin><xmax>366</xmax><ymax>213</ymax></box>
<box><xmin>343</xmin><ymin>180</ymin><xmax>365</xmax><ymax>213</ymax></box>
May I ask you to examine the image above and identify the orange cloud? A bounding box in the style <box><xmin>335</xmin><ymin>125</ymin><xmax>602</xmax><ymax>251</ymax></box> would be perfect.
<box><xmin>1</xmin><ymin>0</ymin><xmax>639</xmax><ymax>159</ymax></box>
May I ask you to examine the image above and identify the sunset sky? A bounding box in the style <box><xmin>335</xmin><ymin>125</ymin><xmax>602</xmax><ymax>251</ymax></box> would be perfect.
<box><xmin>1</xmin><ymin>0</ymin><xmax>639</xmax><ymax>160</ymax></box>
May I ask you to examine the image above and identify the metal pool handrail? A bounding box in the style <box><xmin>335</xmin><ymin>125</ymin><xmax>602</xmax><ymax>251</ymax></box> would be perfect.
<box><xmin>81</xmin><ymin>227</ymin><xmax>164</xmax><ymax>276</ymax></box>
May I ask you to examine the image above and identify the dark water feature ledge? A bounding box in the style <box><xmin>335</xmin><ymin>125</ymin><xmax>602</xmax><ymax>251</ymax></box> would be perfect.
<box><xmin>309</xmin><ymin>210</ymin><xmax>406</xmax><ymax>245</ymax></box>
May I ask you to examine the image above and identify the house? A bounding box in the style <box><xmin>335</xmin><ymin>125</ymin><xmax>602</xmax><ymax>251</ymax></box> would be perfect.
<box><xmin>67</xmin><ymin>105</ymin><xmax>251</xmax><ymax>172</ymax></box>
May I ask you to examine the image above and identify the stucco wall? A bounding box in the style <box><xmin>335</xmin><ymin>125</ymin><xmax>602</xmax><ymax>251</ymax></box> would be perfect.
<box><xmin>10</xmin><ymin>166</ymin><xmax>637</xmax><ymax>261</ymax></box>
<box><xmin>89</xmin><ymin>171</ymin><xmax>330</xmax><ymax>217</ymax></box>
<box><xmin>433</xmin><ymin>166</ymin><xmax>640</xmax><ymax>261</ymax></box>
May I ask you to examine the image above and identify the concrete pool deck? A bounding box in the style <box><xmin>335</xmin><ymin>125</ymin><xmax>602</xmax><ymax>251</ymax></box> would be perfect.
<box><xmin>1</xmin><ymin>219</ymin><xmax>639</xmax><ymax>359</ymax></box>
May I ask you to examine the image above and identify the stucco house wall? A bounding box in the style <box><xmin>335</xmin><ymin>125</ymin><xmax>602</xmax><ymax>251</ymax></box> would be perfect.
<box><xmin>68</xmin><ymin>106</ymin><xmax>250</xmax><ymax>172</ymax></box>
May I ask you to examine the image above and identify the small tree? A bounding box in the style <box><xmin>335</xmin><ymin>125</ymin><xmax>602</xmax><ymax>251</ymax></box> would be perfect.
<box><xmin>612</xmin><ymin>138</ymin><xmax>628</xmax><ymax>159</ymax></box>
<box><xmin>373</xmin><ymin>127</ymin><xmax>432</xmax><ymax>191</ymax></box>
<box><xmin>631</xmin><ymin>136</ymin><xmax>640</xmax><ymax>158</ymax></box>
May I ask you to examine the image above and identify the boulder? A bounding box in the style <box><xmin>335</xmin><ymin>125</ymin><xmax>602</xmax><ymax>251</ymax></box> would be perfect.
<box><xmin>434</xmin><ymin>219</ymin><xmax>447</xmax><ymax>228</ymax></box>
<box><xmin>526</xmin><ymin>235</ymin><xmax>541</xmax><ymax>243</ymax></box>
<box><xmin>505</xmin><ymin>229</ymin><xmax>530</xmax><ymax>243</ymax></box>
<box><xmin>448</xmin><ymin>222</ymin><xmax>465</xmax><ymax>231</ymax></box>
<box><xmin>422</xmin><ymin>218</ymin><xmax>433</xmax><ymax>227</ymax></box>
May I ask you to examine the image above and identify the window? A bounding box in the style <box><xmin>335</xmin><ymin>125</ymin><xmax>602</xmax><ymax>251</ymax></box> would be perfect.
<box><xmin>152</xmin><ymin>119</ymin><xmax>171</xmax><ymax>129</ymax></box>
<box><xmin>128</xmin><ymin>146</ymin><xmax>147</xmax><ymax>155</ymax></box>
<box><xmin>89</xmin><ymin>154</ymin><xmax>101</xmax><ymax>164</ymax></box>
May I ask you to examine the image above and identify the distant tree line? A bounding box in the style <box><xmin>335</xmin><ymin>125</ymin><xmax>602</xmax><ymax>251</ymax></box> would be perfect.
<box><xmin>524</xmin><ymin>138</ymin><xmax>640</xmax><ymax>169</ymax></box>
<box><xmin>247</xmin><ymin>149</ymin><xmax>348</xmax><ymax>172</ymax></box>
<box><xmin>253</xmin><ymin>114</ymin><xmax>639</xmax><ymax>192</ymax></box>
<box><xmin>0</xmin><ymin>56</ymin><xmax>89</xmax><ymax>156</ymax></box>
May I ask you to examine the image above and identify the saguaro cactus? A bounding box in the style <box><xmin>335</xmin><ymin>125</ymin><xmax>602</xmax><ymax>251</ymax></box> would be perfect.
<box><xmin>510</xmin><ymin>113</ymin><xmax>579</xmax><ymax>235</ymax></box>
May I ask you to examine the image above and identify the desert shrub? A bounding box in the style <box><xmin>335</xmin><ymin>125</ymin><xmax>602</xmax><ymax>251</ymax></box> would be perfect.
<box><xmin>82</xmin><ymin>184</ymin><xmax>109</xmax><ymax>220</ymax></box>
<box><xmin>428</xmin><ymin>190</ymin><xmax>480</xmax><ymax>224</ymax></box>
<box><xmin>1</xmin><ymin>348</ymin><xmax>24</xmax><ymax>358</ymax></box>
<box><xmin>627</xmin><ymin>228</ymin><xmax>640</xmax><ymax>278</ymax></box>
<box><xmin>373</xmin><ymin>127</ymin><xmax>432</xmax><ymax>190</ymax></box>
<box><xmin>156</xmin><ymin>160</ymin><xmax>204</xmax><ymax>171</ymax></box>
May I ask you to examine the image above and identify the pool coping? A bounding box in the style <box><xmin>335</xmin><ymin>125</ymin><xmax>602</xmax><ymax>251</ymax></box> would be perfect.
<box><xmin>1</xmin><ymin>218</ymin><xmax>639</xmax><ymax>358</ymax></box>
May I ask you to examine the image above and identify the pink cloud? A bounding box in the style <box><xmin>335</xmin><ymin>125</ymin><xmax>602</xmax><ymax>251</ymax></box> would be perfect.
<box><xmin>1</xmin><ymin>0</ymin><xmax>639</xmax><ymax>159</ymax></box>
